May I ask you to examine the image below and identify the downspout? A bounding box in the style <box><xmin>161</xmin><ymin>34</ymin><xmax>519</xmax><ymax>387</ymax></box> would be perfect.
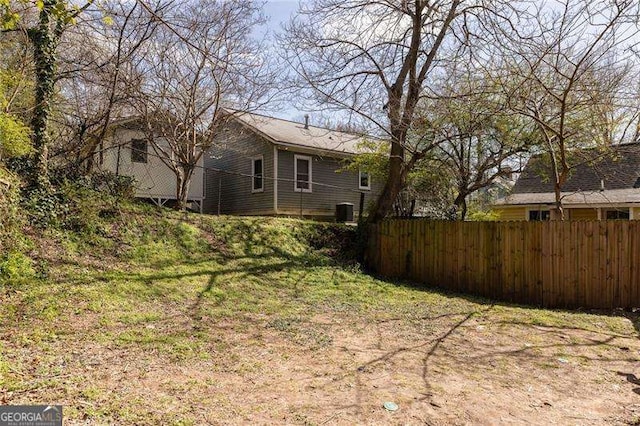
<box><xmin>273</xmin><ymin>145</ymin><xmax>278</xmax><ymax>215</ymax></box>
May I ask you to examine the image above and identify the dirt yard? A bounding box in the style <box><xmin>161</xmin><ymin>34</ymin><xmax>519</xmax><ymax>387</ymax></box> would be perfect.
<box><xmin>3</xmin><ymin>304</ymin><xmax>639</xmax><ymax>425</ymax></box>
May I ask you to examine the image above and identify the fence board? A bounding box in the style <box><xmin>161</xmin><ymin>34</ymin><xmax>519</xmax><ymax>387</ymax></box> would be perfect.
<box><xmin>367</xmin><ymin>219</ymin><xmax>640</xmax><ymax>310</ymax></box>
<box><xmin>629</xmin><ymin>221</ymin><xmax>635</xmax><ymax>302</ymax></box>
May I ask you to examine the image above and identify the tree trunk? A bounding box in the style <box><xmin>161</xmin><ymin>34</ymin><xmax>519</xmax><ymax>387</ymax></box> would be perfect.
<box><xmin>370</xmin><ymin>140</ymin><xmax>407</xmax><ymax>223</ymax></box>
<box><xmin>175</xmin><ymin>166</ymin><xmax>194</xmax><ymax>211</ymax></box>
<box><xmin>27</xmin><ymin>1</ymin><xmax>58</xmax><ymax>190</ymax></box>
<box><xmin>454</xmin><ymin>193</ymin><xmax>468</xmax><ymax>221</ymax></box>
<box><xmin>553</xmin><ymin>181</ymin><xmax>565</xmax><ymax>220</ymax></box>
<box><xmin>552</xmin><ymin>162</ymin><xmax>567</xmax><ymax>221</ymax></box>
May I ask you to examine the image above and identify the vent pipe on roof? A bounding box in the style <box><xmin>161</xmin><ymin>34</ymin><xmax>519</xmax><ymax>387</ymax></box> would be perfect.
<box><xmin>304</xmin><ymin>114</ymin><xmax>309</xmax><ymax>129</ymax></box>
<box><xmin>600</xmin><ymin>179</ymin><xmax>605</xmax><ymax>191</ymax></box>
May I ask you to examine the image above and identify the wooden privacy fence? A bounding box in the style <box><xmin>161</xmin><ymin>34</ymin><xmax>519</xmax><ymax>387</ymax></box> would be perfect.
<box><xmin>367</xmin><ymin>220</ymin><xmax>640</xmax><ymax>309</ymax></box>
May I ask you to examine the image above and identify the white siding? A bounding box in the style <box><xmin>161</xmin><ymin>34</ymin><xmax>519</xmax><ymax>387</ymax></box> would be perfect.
<box><xmin>100</xmin><ymin>128</ymin><xmax>204</xmax><ymax>200</ymax></box>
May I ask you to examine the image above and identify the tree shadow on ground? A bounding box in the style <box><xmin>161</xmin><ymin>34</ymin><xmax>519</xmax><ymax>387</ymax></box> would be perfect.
<box><xmin>120</xmin><ymin>271</ymin><xmax>640</xmax><ymax>425</ymax></box>
<box><xmin>615</xmin><ymin>313</ymin><xmax>640</xmax><ymax>396</ymax></box>
<box><xmin>310</xmin><ymin>294</ymin><xmax>640</xmax><ymax>418</ymax></box>
<box><xmin>369</xmin><ymin>271</ymin><xmax>640</xmax><ymax>334</ymax></box>
<box><xmin>617</xmin><ymin>372</ymin><xmax>640</xmax><ymax>395</ymax></box>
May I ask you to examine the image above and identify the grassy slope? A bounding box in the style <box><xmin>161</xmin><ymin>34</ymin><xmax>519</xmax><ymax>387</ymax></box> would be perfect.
<box><xmin>1</xmin><ymin>200</ymin><xmax>638</xmax><ymax>424</ymax></box>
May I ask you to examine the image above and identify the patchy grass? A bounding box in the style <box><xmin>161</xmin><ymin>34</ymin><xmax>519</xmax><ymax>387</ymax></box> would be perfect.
<box><xmin>1</xmin><ymin>202</ymin><xmax>639</xmax><ymax>424</ymax></box>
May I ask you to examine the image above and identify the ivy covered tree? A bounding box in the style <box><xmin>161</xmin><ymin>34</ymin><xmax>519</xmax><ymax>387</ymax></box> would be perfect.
<box><xmin>1</xmin><ymin>0</ymin><xmax>92</xmax><ymax>188</ymax></box>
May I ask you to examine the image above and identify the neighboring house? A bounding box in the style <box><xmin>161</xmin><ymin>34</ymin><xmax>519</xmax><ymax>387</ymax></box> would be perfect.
<box><xmin>97</xmin><ymin>118</ymin><xmax>205</xmax><ymax>211</ymax></box>
<box><xmin>97</xmin><ymin>112</ymin><xmax>381</xmax><ymax>219</ymax></box>
<box><xmin>203</xmin><ymin>111</ymin><xmax>382</xmax><ymax>218</ymax></box>
<box><xmin>493</xmin><ymin>143</ymin><xmax>640</xmax><ymax>220</ymax></box>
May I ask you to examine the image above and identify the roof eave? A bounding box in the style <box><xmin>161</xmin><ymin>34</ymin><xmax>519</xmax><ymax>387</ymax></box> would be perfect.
<box><xmin>271</xmin><ymin>140</ymin><xmax>356</xmax><ymax>158</ymax></box>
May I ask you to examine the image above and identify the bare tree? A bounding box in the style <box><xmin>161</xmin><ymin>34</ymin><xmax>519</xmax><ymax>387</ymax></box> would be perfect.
<box><xmin>425</xmin><ymin>64</ymin><xmax>534</xmax><ymax>219</ymax></box>
<box><xmin>494</xmin><ymin>0</ymin><xmax>640</xmax><ymax>219</ymax></box>
<box><xmin>52</xmin><ymin>0</ymin><xmax>163</xmax><ymax>173</ymax></box>
<box><xmin>283</xmin><ymin>0</ymin><xmax>519</xmax><ymax>222</ymax></box>
<box><xmin>134</xmin><ymin>0</ymin><xmax>275</xmax><ymax>210</ymax></box>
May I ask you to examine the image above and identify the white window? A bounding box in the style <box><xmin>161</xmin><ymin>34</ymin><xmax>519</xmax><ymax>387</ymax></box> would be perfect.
<box><xmin>294</xmin><ymin>154</ymin><xmax>312</xmax><ymax>192</ymax></box>
<box><xmin>252</xmin><ymin>155</ymin><xmax>264</xmax><ymax>193</ymax></box>
<box><xmin>359</xmin><ymin>169</ymin><xmax>371</xmax><ymax>190</ymax></box>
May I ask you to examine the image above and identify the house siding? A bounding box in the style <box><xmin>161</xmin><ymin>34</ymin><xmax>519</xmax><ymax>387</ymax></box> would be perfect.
<box><xmin>203</xmin><ymin>122</ymin><xmax>274</xmax><ymax>215</ymax></box>
<box><xmin>276</xmin><ymin>148</ymin><xmax>379</xmax><ymax>217</ymax></box>
<box><xmin>495</xmin><ymin>207</ymin><xmax>526</xmax><ymax>221</ymax></box>
<box><xmin>496</xmin><ymin>206</ymin><xmax>634</xmax><ymax>221</ymax></box>
<box><xmin>569</xmin><ymin>208</ymin><xmax>598</xmax><ymax>220</ymax></box>
<box><xmin>100</xmin><ymin>128</ymin><xmax>204</xmax><ymax>200</ymax></box>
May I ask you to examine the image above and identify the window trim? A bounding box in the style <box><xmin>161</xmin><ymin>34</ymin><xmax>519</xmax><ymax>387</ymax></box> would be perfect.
<box><xmin>251</xmin><ymin>155</ymin><xmax>264</xmax><ymax>193</ymax></box>
<box><xmin>130</xmin><ymin>138</ymin><xmax>148</xmax><ymax>164</ymax></box>
<box><xmin>358</xmin><ymin>169</ymin><xmax>371</xmax><ymax>190</ymax></box>
<box><xmin>527</xmin><ymin>208</ymin><xmax>551</xmax><ymax>221</ymax></box>
<box><xmin>294</xmin><ymin>154</ymin><xmax>312</xmax><ymax>193</ymax></box>
<box><xmin>604</xmin><ymin>208</ymin><xmax>630</xmax><ymax>220</ymax></box>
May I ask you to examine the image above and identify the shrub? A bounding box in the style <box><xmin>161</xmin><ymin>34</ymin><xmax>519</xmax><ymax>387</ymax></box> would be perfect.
<box><xmin>0</xmin><ymin>167</ymin><xmax>27</xmax><ymax>252</ymax></box>
<box><xmin>0</xmin><ymin>251</ymin><xmax>34</xmax><ymax>282</ymax></box>
<box><xmin>23</xmin><ymin>186</ymin><xmax>70</xmax><ymax>228</ymax></box>
<box><xmin>296</xmin><ymin>223</ymin><xmax>358</xmax><ymax>264</ymax></box>
<box><xmin>467</xmin><ymin>209</ymin><xmax>499</xmax><ymax>221</ymax></box>
<box><xmin>90</xmin><ymin>171</ymin><xmax>135</xmax><ymax>199</ymax></box>
<box><xmin>0</xmin><ymin>113</ymin><xmax>31</xmax><ymax>159</ymax></box>
<box><xmin>22</xmin><ymin>171</ymin><xmax>134</xmax><ymax>231</ymax></box>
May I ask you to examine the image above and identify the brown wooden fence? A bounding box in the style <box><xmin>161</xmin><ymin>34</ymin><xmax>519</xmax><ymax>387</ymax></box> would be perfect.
<box><xmin>367</xmin><ymin>220</ymin><xmax>640</xmax><ymax>309</ymax></box>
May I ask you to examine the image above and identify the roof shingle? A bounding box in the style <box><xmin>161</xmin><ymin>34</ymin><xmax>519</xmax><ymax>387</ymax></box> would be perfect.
<box><xmin>513</xmin><ymin>143</ymin><xmax>640</xmax><ymax>194</ymax></box>
<box><xmin>231</xmin><ymin>111</ymin><xmax>375</xmax><ymax>156</ymax></box>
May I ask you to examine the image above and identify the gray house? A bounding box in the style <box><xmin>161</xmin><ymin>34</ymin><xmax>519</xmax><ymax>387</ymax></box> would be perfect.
<box><xmin>203</xmin><ymin>112</ymin><xmax>382</xmax><ymax>219</ymax></box>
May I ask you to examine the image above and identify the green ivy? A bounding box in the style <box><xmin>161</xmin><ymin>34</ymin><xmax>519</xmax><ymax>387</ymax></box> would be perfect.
<box><xmin>0</xmin><ymin>251</ymin><xmax>34</xmax><ymax>282</ymax></box>
<box><xmin>23</xmin><ymin>187</ymin><xmax>69</xmax><ymax>228</ymax></box>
